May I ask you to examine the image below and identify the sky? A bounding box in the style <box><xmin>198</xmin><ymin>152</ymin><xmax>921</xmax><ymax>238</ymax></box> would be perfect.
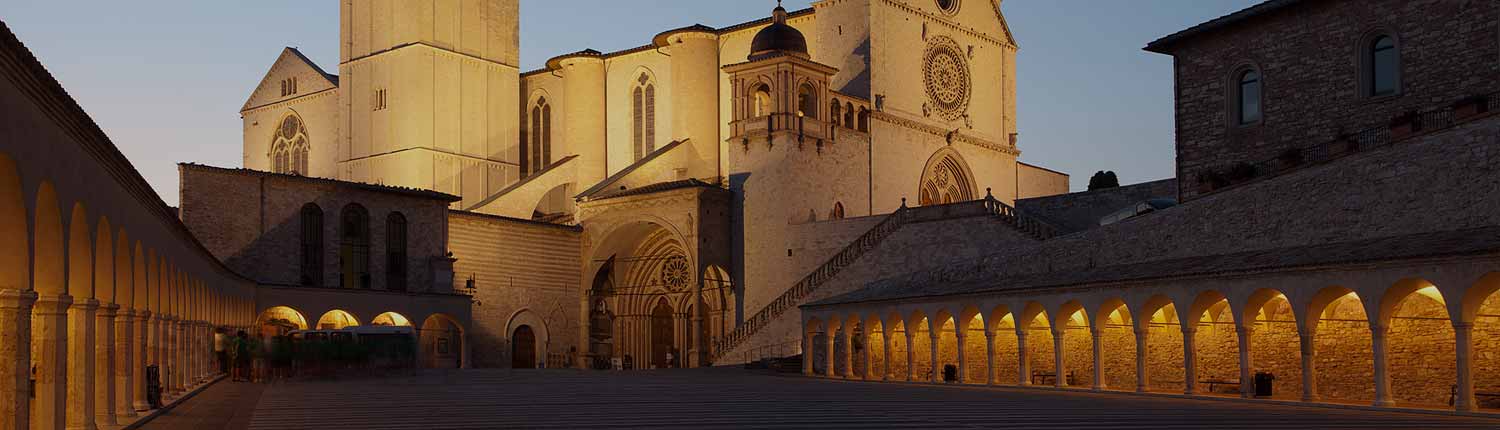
<box><xmin>0</xmin><ymin>0</ymin><xmax>1261</xmax><ymax>205</ymax></box>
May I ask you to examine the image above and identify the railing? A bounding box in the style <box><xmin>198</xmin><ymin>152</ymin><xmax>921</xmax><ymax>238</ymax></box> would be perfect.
<box><xmin>710</xmin><ymin>196</ymin><xmax>1060</xmax><ymax>361</ymax></box>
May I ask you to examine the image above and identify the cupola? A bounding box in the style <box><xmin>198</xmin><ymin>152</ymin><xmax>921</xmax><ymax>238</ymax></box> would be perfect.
<box><xmin>748</xmin><ymin>2</ymin><xmax>808</xmax><ymax>61</ymax></box>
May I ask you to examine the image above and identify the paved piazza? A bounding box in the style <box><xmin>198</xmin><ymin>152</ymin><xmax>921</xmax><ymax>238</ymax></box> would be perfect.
<box><xmin>139</xmin><ymin>369</ymin><xmax>1500</xmax><ymax>430</ymax></box>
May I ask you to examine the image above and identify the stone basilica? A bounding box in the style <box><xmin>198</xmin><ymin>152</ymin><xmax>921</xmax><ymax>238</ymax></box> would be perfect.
<box><xmin>218</xmin><ymin>0</ymin><xmax>1066</xmax><ymax>369</ymax></box>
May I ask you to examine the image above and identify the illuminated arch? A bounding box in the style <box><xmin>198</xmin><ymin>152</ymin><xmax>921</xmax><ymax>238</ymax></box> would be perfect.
<box><xmin>316</xmin><ymin>309</ymin><xmax>360</xmax><ymax>329</ymax></box>
<box><xmin>917</xmin><ymin>148</ymin><xmax>976</xmax><ymax>206</ymax></box>
<box><xmin>257</xmin><ymin>306</ymin><xmax>309</xmax><ymax>333</ymax></box>
<box><xmin>270</xmin><ymin>111</ymin><xmax>310</xmax><ymax>175</ymax></box>
<box><xmin>371</xmin><ymin>312</ymin><xmax>411</xmax><ymax>327</ymax></box>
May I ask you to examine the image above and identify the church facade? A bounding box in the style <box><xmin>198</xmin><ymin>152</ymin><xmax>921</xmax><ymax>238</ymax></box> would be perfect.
<box><xmin>225</xmin><ymin>0</ymin><xmax>1067</xmax><ymax>369</ymax></box>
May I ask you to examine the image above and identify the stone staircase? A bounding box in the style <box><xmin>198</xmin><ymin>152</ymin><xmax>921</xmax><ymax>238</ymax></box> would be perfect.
<box><xmin>710</xmin><ymin>196</ymin><xmax>1057</xmax><ymax>363</ymax></box>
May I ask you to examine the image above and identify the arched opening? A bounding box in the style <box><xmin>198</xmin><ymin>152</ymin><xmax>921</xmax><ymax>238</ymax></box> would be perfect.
<box><xmin>371</xmin><ymin>312</ymin><xmax>411</xmax><ymax>327</ymax></box>
<box><xmin>844</xmin><ymin>102</ymin><xmax>855</xmax><ymax>128</ymax></box>
<box><xmin>420</xmin><ymin>314</ymin><xmax>464</xmax><ymax>369</ymax></box>
<box><xmin>844</xmin><ymin>316</ymin><xmax>864</xmax><ymax>378</ymax></box>
<box><xmin>959</xmin><ymin>309</ymin><xmax>986</xmax><ymax>384</ymax></box>
<box><xmin>918</xmin><ymin>149</ymin><xmax>975</xmax><ymax>206</ymax></box>
<box><xmin>887</xmin><ymin>317</ymin><xmax>909</xmax><ymax>381</ymax></box>
<box><xmin>316</xmin><ymin>310</ymin><xmax>359</xmax><ymax>330</ymax></box>
<box><xmin>935</xmin><ymin>312</ymin><xmax>958</xmax><ymax>382</ymax></box>
<box><xmin>751</xmin><ymin>84</ymin><xmax>772</xmax><ymax>117</ymax></box>
<box><xmin>1245</xmin><ymin>289</ymin><xmax>1301</xmax><ymax>399</ymax></box>
<box><xmin>830</xmin><ymin>99</ymin><xmax>842</xmax><ymax>124</ymax></box>
<box><xmin>512</xmin><ymin>325</ymin><xmax>537</xmax><ymax>369</ymax></box>
<box><xmin>1190</xmin><ymin>292</ymin><xmax>1239</xmax><ymax>396</ymax></box>
<box><xmin>299</xmin><ymin>203</ymin><xmax>323</xmax><ymax>287</ymax></box>
<box><xmin>1381</xmin><ymin>280</ymin><xmax>1454</xmax><ymax>406</ymax></box>
<box><xmin>1023</xmin><ymin>304</ymin><xmax>1055</xmax><ymax>386</ymax></box>
<box><xmin>532</xmin><ymin>183</ymin><xmax>577</xmax><ymax>224</ymax></box>
<box><xmin>909</xmin><ymin>313</ymin><xmax>933</xmax><ymax>381</ymax></box>
<box><xmin>1310</xmin><ymin>288</ymin><xmax>1373</xmax><ymax>403</ymax></box>
<box><xmin>865</xmin><ymin>317</ymin><xmax>885</xmax><ymax>379</ymax></box>
<box><xmin>1470</xmin><ymin>274</ymin><xmax>1500</xmax><ymax>411</ymax></box>
<box><xmin>805</xmin><ymin>318</ymin><xmax>825</xmax><ymax>375</ymax></box>
<box><xmin>256</xmin><ymin>306</ymin><xmax>308</xmax><ymax>337</ymax></box>
<box><xmin>526</xmin><ymin>95</ymin><xmax>554</xmax><ymax>175</ymax></box>
<box><xmin>797</xmin><ymin>83</ymin><xmax>818</xmax><ymax>119</ymax></box>
<box><xmin>702</xmin><ymin>265</ymin><xmax>734</xmax><ymax>350</ymax></box>
<box><xmin>1097</xmin><ymin>299</ymin><xmax>1135</xmax><ymax>390</ymax></box>
<box><xmin>857</xmin><ymin>108</ymin><xmax>870</xmax><ymax>132</ymax></box>
<box><xmin>1143</xmin><ymin>298</ymin><xmax>1183</xmax><ymax>392</ymax></box>
<box><xmin>1058</xmin><ymin>303</ymin><xmax>1093</xmax><ymax>388</ymax></box>
<box><xmin>651</xmin><ymin>298</ymin><xmax>674</xmax><ymax>369</ymax></box>
<box><xmin>339</xmin><ymin>204</ymin><xmax>371</xmax><ymax>289</ymax></box>
<box><xmin>829</xmin><ymin>319</ymin><xmax>848</xmax><ymax>376</ymax></box>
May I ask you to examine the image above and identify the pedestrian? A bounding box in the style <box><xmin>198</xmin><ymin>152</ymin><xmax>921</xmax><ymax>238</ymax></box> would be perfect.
<box><xmin>234</xmin><ymin>330</ymin><xmax>252</xmax><ymax>382</ymax></box>
<box><xmin>214</xmin><ymin>329</ymin><xmax>228</xmax><ymax>374</ymax></box>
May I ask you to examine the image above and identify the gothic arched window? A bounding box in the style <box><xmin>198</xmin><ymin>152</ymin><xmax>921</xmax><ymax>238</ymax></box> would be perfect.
<box><xmin>633</xmin><ymin>73</ymin><xmax>657</xmax><ymax>162</ymax></box>
<box><xmin>797</xmin><ymin>83</ymin><xmax>817</xmax><ymax>119</ymax></box>
<box><xmin>857</xmin><ymin>108</ymin><xmax>870</xmax><ymax>132</ymax></box>
<box><xmin>271</xmin><ymin>113</ymin><xmax>310</xmax><ymax>175</ymax></box>
<box><xmin>528</xmin><ymin>97</ymin><xmax>552</xmax><ymax>175</ymax></box>
<box><xmin>844</xmin><ymin>102</ymin><xmax>855</xmax><ymax>128</ymax></box>
<box><xmin>300</xmin><ymin>203</ymin><xmax>323</xmax><ymax>287</ymax></box>
<box><xmin>830</xmin><ymin>202</ymin><xmax>846</xmax><ymax>220</ymax></box>
<box><xmin>830</xmin><ymin>99</ymin><xmax>842</xmax><ymax>124</ymax></box>
<box><xmin>386</xmin><ymin>212</ymin><xmax>408</xmax><ymax>292</ymax></box>
<box><xmin>339</xmin><ymin>203</ymin><xmax>370</xmax><ymax>289</ymax></box>
<box><xmin>752</xmin><ymin>84</ymin><xmax>773</xmax><ymax>117</ymax></box>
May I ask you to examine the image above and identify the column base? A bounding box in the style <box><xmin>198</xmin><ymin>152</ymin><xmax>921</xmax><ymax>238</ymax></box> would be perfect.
<box><xmin>1373</xmin><ymin>399</ymin><xmax>1396</xmax><ymax>408</ymax></box>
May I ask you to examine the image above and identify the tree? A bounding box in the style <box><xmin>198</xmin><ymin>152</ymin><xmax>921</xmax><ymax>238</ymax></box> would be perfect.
<box><xmin>1088</xmin><ymin>171</ymin><xmax>1120</xmax><ymax>191</ymax></box>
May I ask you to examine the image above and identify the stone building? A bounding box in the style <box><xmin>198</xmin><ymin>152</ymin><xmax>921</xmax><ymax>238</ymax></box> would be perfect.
<box><xmin>801</xmin><ymin>0</ymin><xmax>1500</xmax><ymax>415</ymax></box>
<box><xmin>228</xmin><ymin>0</ymin><xmax>1069</xmax><ymax>370</ymax></box>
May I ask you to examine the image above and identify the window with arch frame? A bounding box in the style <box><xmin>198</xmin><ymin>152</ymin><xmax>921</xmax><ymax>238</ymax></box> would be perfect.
<box><xmin>527</xmin><ymin>97</ymin><xmax>552</xmax><ymax>175</ymax></box>
<box><xmin>386</xmin><ymin>212</ymin><xmax>408</xmax><ymax>292</ymax></box>
<box><xmin>271</xmin><ymin>114</ymin><xmax>310</xmax><ymax>175</ymax></box>
<box><xmin>299</xmin><ymin>203</ymin><xmax>323</xmax><ymax>287</ymax></box>
<box><xmin>751</xmin><ymin>84</ymin><xmax>773</xmax><ymax>118</ymax></box>
<box><xmin>633</xmin><ymin>73</ymin><xmax>657</xmax><ymax>162</ymax></box>
<box><xmin>1234</xmin><ymin>68</ymin><xmax>1262</xmax><ymax>126</ymax></box>
<box><xmin>797</xmin><ymin>83</ymin><xmax>818</xmax><ymax>119</ymax></box>
<box><xmin>339</xmin><ymin>203</ymin><xmax>371</xmax><ymax>289</ymax></box>
<box><xmin>1366</xmin><ymin>34</ymin><xmax>1400</xmax><ymax>98</ymax></box>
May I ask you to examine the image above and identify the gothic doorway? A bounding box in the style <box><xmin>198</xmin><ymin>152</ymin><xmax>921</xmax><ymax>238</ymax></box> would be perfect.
<box><xmin>652</xmin><ymin>299</ymin><xmax>675</xmax><ymax>369</ymax></box>
<box><xmin>512</xmin><ymin>325</ymin><xmax>537</xmax><ymax>369</ymax></box>
<box><xmin>918</xmin><ymin>148</ymin><xmax>976</xmax><ymax>206</ymax></box>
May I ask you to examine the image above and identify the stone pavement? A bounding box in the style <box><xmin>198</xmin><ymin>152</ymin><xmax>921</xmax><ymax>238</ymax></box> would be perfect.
<box><xmin>157</xmin><ymin>368</ymin><xmax>1500</xmax><ymax>429</ymax></box>
<box><xmin>137</xmin><ymin>381</ymin><xmax>265</xmax><ymax>430</ymax></box>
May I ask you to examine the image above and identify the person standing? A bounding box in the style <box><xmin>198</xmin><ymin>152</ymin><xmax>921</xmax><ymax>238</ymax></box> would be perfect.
<box><xmin>214</xmin><ymin>329</ymin><xmax>227</xmax><ymax>374</ymax></box>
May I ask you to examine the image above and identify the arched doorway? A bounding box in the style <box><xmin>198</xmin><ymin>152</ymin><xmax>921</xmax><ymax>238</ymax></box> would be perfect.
<box><xmin>512</xmin><ymin>325</ymin><xmax>537</xmax><ymax>369</ymax></box>
<box><xmin>918</xmin><ymin>148</ymin><xmax>976</xmax><ymax>206</ymax></box>
<box><xmin>421</xmin><ymin>314</ymin><xmax>464</xmax><ymax>369</ymax></box>
<box><xmin>651</xmin><ymin>299</ymin><xmax>675</xmax><ymax>369</ymax></box>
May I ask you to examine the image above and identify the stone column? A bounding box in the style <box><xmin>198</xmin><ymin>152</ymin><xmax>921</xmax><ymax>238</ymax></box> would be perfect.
<box><xmin>862</xmin><ymin>333</ymin><xmax>873</xmax><ymax>380</ymax></box>
<box><xmin>1052</xmin><ymin>328</ymin><xmax>1066</xmax><ymax>388</ymax></box>
<box><xmin>1371</xmin><ymin>324</ymin><xmax>1393</xmax><ymax>407</ymax></box>
<box><xmin>904</xmin><ymin>332</ymin><xmax>915</xmax><ymax>382</ymax></box>
<box><xmin>955</xmin><ymin>330</ymin><xmax>967</xmax><ymax>383</ymax></box>
<box><xmin>174</xmin><ymin>318</ymin><xmax>185</xmax><ymax>393</ymax></box>
<box><xmin>94</xmin><ymin>304</ymin><xmax>117</xmax><ymax>427</ymax></box>
<box><xmin>0</xmin><ymin>289</ymin><xmax>38</xmax><ymax>430</ymax></box>
<box><xmin>1135</xmin><ymin>327</ymin><xmax>1149</xmax><ymax>392</ymax></box>
<box><xmin>824</xmin><ymin>331</ymin><xmax>835</xmax><ymax>378</ymax></box>
<box><xmin>1016</xmin><ymin>329</ymin><xmax>1030</xmax><ymax>386</ymax></box>
<box><xmin>113</xmin><ymin>310</ymin><xmax>135</xmax><ymax>419</ymax></box>
<box><xmin>1091</xmin><ymin>328</ymin><xmax>1105</xmax><ymax>391</ymax></box>
<box><xmin>132</xmin><ymin>311</ymin><xmax>150</xmax><ymax>412</ymax></box>
<box><xmin>928</xmin><ymin>331</ymin><xmax>939</xmax><ymax>384</ymax></box>
<box><xmin>801</xmin><ymin>332</ymin><xmax>813</xmax><ymax>376</ymax></box>
<box><xmin>1236</xmin><ymin>325</ymin><xmax>1254</xmax><ymax>399</ymax></box>
<box><xmin>66</xmin><ymin>297</ymin><xmax>98</xmax><ymax>430</ymax></box>
<box><xmin>1300</xmin><ymin>333</ymin><xmax>1318</xmax><ymax>402</ymax></box>
<box><xmin>840</xmin><ymin>330</ymin><xmax>853</xmax><ymax>378</ymax></box>
<box><xmin>1455</xmin><ymin>322</ymin><xmax>1475</xmax><ymax>412</ymax></box>
<box><xmin>32</xmin><ymin>293</ymin><xmax>73</xmax><ymax>430</ymax></box>
<box><xmin>1182</xmin><ymin>326</ymin><xmax>1198</xmax><ymax>395</ymax></box>
<box><xmin>881</xmin><ymin>333</ymin><xmax>892</xmax><ymax>381</ymax></box>
<box><xmin>984</xmin><ymin>330</ymin><xmax>996</xmax><ymax>386</ymax></box>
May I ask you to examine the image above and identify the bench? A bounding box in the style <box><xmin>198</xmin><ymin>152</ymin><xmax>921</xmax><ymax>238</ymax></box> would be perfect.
<box><xmin>1031</xmin><ymin>370</ymin><xmax>1075</xmax><ymax>386</ymax></box>
<box><xmin>1449</xmin><ymin>385</ymin><xmax>1500</xmax><ymax>406</ymax></box>
<box><xmin>1201</xmin><ymin>379</ymin><xmax>1241</xmax><ymax>393</ymax></box>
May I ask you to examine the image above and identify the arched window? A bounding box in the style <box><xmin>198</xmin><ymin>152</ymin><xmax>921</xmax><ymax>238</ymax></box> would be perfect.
<box><xmin>528</xmin><ymin>97</ymin><xmax>552</xmax><ymax>175</ymax></box>
<box><xmin>271</xmin><ymin>113</ymin><xmax>310</xmax><ymax>175</ymax></box>
<box><xmin>386</xmin><ymin>212</ymin><xmax>407</xmax><ymax>292</ymax></box>
<box><xmin>752</xmin><ymin>84</ymin><xmax>772</xmax><ymax>117</ymax></box>
<box><xmin>830</xmin><ymin>99</ymin><xmax>842</xmax><ymax>125</ymax></box>
<box><xmin>1366</xmin><ymin>34</ymin><xmax>1400</xmax><ymax>97</ymax></box>
<box><xmin>339</xmin><ymin>204</ymin><xmax>370</xmax><ymax>289</ymax></box>
<box><xmin>797</xmin><ymin>83</ymin><xmax>817</xmax><ymax>119</ymax></box>
<box><xmin>1235</xmin><ymin>69</ymin><xmax>1262</xmax><ymax>126</ymax></box>
<box><xmin>857</xmin><ymin>108</ymin><xmax>870</xmax><ymax>132</ymax></box>
<box><xmin>830</xmin><ymin>202</ymin><xmax>845</xmax><ymax>220</ymax></box>
<box><xmin>299</xmin><ymin>203</ymin><xmax>323</xmax><ymax>287</ymax></box>
<box><xmin>633</xmin><ymin>73</ymin><xmax>657</xmax><ymax>162</ymax></box>
<box><xmin>844</xmin><ymin>102</ymin><xmax>855</xmax><ymax>128</ymax></box>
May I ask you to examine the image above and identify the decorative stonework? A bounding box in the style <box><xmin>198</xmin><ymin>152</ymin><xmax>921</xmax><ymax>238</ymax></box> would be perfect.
<box><xmin>923</xmin><ymin>36</ymin><xmax>971</xmax><ymax>122</ymax></box>
<box><xmin>936</xmin><ymin>0</ymin><xmax>960</xmax><ymax>15</ymax></box>
<box><xmin>660</xmin><ymin>255</ymin><xmax>691</xmax><ymax>292</ymax></box>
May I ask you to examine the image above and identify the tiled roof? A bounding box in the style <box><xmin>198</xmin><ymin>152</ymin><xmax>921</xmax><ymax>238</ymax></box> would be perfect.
<box><xmin>180</xmin><ymin>163</ymin><xmax>461</xmax><ymax>202</ymax></box>
<box><xmin>587</xmin><ymin>179</ymin><xmax>719</xmax><ymax>202</ymax></box>
<box><xmin>1144</xmin><ymin>0</ymin><xmax>1305</xmax><ymax>53</ymax></box>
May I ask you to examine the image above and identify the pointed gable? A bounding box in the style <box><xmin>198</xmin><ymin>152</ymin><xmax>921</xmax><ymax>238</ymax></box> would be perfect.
<box><xmin>240</xmin><ymin>47</ymin><xmax>338</xmax><ymax>113</ymax></box>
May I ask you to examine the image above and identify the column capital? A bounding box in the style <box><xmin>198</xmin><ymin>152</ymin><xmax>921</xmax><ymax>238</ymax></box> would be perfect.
<box><xmin>0</xmin><ymin>288</ymin><xmax>38</xmax><ymax>309</ymax></box>
<box><xmin>72</xmin><ymin>297</ymin><xmax>100</xmax><ymax>311</ymax></box>
<box><xmin>1180</xmin><ymin>325</ymin><xmax>1198</xmax><ymax>335</ymax></box>
<box><xmin>32</xmin><ymin>293</ymin><xmax>74</xmax><ymax>314</ymax></box>
<box><xmin>1236</xmin><ymin>324</ymin><xmax>1253</xmax><ymax>336</ymax></box>
<box><xmin>984</xmin><ymin>330</ymin><xmax>996</xmax><ymax>339</ymax></box>
<box><xmin>1453</xmin><ymin>322</ymin><xmax>1474</xmax><ymax>330</ymax></box>
<box><xmin>136</xmin><ymin>310</ymin><xmax>153</xmax><ymax>320</ymax></box>
<box><xmin>99</xmin><ymin>303</ymin><xmax>120</xmax><ymax>314</ymax></box>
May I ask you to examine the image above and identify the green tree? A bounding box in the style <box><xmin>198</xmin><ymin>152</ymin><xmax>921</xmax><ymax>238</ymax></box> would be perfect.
<box><xmin>1088</xmin><ymin>171</ymin><xmax>1120</xmax><ymax>191</ymax></box>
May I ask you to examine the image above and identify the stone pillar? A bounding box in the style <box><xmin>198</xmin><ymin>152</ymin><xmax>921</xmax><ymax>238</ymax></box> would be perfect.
<box><xmin>881</xmin><ymin>333</ymin><xmax>892</xmax><ymax>381</ymax></box>
<box><xmin>66</xmin><ymin>298</ymin><xmax>98</xmax><ymax>430</ymax></box>
<box><xmin>32</xmin><ymin>293</ymin><xmax>73</xmax><ymax>430</ymax></box>
<box><xmin>904</xmin><ymin>332</ymin><xmax>915</xmax><ymax>382</ymax></box>
<box><xmin>1371</xmin><ymin>324</ymin><xmax>1393</xmax><ymax>407</ymax></box>
<box><xmin>1455</xmin><ymin>322</ymin><xmax>1475</xmax><ymax>412</ymax></box>
<box><xmin>93</xmin><ymin>304</ymin><xmax>117</xmax><ymax>427</ymax></box>
<box><xmin>1052</xmin><ymin>328</ymin><xmax>1066</xmax><ymax>388</ymax></box>
<box><xmin>824</xmin><ymin>331</ymin><xmax>835</xmax><ymax>378</ymax></box>
<box><xmin>984</xmin><ymin>331</ymin><xmax>996</xmax><ymax>386</ymax></box>
<box><xmin>1236</xmin><ymin>325</ymin><xmax>1254</xmax><ymax>399</ymax></box>
<box><xmin>1300</xmin><ymin>333</ymin><xmax>1318</xmax><ymax>402</ymax></box>
<box><xmin>1091</xmin><ymin>328</ymin><xmax>1105</xmax><ymax>391</ymax></box>
<box><xmin>862</xmin><ymin>333</ymin><xmax>873</xmax><ymax>380</ymax></box>
<box><xmin>1182</xmin><ymin>326</ymin><xmax>1197</xmax><ymax>395</ymax></box>
<box><xmin>113</xmin><ymin>310</ymin><xmax>135</xmax><ymax>419</ymax></box>
<box><xmin>1016</xmin><ymin>330</ymin><xmax>1030</xmax><ymax>386</ymax></box>
<box><xmin>0</xmin><ymin>289</ymin><xmax>38</xmax><ymax>430</ymax></box>
<box><xmin>1135</xmin><ymin>327</ymin><xmax>1149</xmax><ymax>392</ymax></box>
<box><xmin>840</xmin><ymin>330</ymin><xmax>853</xmax><ymax>378</ymax></box>
<box><xmin>928</xmin><ymin>331</ymin><xmax>940</xmax><ymax>384</ymax></box>
<box><xmin>132</xmin><ymin>311</ymin><xmax>150</xmax><ymax>412</ymax></box>
<box><xmin>955</xmin><ymin>330</ymin><xmax>967</xmax><ymax>383</ymax></box>
<box><xmin>801</xmin><ymin>332</ymin><xmax>813</xmax><ymax>376</ymax></box>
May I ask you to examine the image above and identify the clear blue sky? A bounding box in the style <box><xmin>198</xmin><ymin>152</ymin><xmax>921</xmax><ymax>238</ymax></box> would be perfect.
<box><xmin>0</xmin><ymin>0</ymin><xmax>1260</xmax><ymax>205</ymax></box>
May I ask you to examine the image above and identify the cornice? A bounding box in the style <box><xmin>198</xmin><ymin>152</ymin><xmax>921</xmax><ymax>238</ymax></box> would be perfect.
<box><xmin>341</xmin><ymin>42</ymin><xmax>521</xmax><ymax>71</ymax></box>
<box><xmin>872</xmin><ymin>111</ymin><xmax>1020</xmax><ymax>156</ymax></box>
<box><xmin>239</xmin><ymin>87</ymin><xmax>338</xmax><ymax>115</ymax></box>
<box><xmin>339</xmin><ymin>147</ymin><xmax>520</xmax><ymax>169</ymax></box>
<box><xmin>876</xmin><ymin>0</ymin><xmax>1015</xmax><ymax>50</ymax></box>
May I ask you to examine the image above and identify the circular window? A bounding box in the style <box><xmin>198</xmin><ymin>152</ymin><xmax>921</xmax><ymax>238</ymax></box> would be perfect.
<box><xmin>923</xmin><ymin>36</ymin><xmax>972</xmax><ymax>121</ymax></box>
<box><xmin>936</xmin><ymin>0</ymin><xmax>960</xmax><ymax>15</ymax></box>
<box><xmin>660</xmin><ymin>255</ymin><xmax>691</xmax><ymax>292</ymax></box>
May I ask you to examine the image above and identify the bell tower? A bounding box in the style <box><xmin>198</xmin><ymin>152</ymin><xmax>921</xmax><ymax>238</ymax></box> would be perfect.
<box><xmin>337</xmin><ymin>0</ymin><xmax>521</xmax><ymax>208</ymax></box>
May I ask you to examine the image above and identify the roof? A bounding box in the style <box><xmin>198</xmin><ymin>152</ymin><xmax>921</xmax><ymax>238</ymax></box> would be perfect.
<box><xmin>448</xmin><ymin>210</ymin><xmax>583</xmax><ymax>232</ymax></box>
<box><xmin>1144</xmin><ymin>0</ymin><xmax>1305</xmax><ymax>54</ymax></box>
<box><xmin>575</xmin><ymin>139</ymin><xmax>687</xmax><ymax>200</ymax></box>
<box><xmin>1015</xmin><ymin>179</ymin><xmax>1178</xmax><ymax>235</ymax></box>
<box><xmin>524</xmin><ymin>7</ymin><xmax>817</xmax><ymax>76</ymax></box>
<box><xmin>808</xmin><ymin>225</ymin><xmax>1500</xmax><ymax>308</ymax></box>
<box><xmin>586</xmin><ymin>179</ymin><xmax>720</xmax><ymax>202</ymax></box>
<box><xmin>179</xmin><ymin>163</ymin><xmax>462</xmax><ymax>203</ymax></box>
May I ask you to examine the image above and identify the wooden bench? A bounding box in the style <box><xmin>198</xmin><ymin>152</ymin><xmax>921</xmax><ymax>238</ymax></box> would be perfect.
<box><xmin>1031</xmin><ymin>370</ymin><xmax>1075</xmax><ymax>386</ymax></box>
<box><xmin>1200</xmin><ymin>378</ymin><xmax>1241</xmax><ymax>393</ymax></box>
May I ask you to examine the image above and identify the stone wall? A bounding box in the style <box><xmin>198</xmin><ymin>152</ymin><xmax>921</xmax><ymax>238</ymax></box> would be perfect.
<box><xmin>1315</xmin><ymin>296</ymin><xmax>1373</xmax><ymax>403</ymax></box>
<box><xmin>1016</xmin><ymin>162</ymin><xmax>1070</xmax><ymax>200</ymax></box>
<box><xmin>1016</xmin><ymin>178</ymin><xmax>1177</xmax><ymax>234</ymax></box>
<box><xmin>1387</xmin><ymin>293</ymin><xmax>1455</xmax><ymax>406</ymax></box>
<box><xmin>1475</xmin><ymin>294</ymin><xmax>1500</xmax><ymax>410</ymax></box>
<box><xmin>1250</xmin><ymin>297</ymin><xmax>1302</xmax><ymax>399</ymax></box>
<box><xmin>1154</xmin><ymin>0</ymin><xmax>1499</xmax><ymax>200</ymax></box>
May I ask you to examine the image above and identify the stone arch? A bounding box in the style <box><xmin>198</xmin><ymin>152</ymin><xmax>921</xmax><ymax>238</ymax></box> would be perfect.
<box><xmin>933</xmin><ymin>308</ymin><xmax>959</xmax><ymax>382</ymax></box>
<box><xmin>750</xmin><ymin>79</ymin><xmax>774</xmax><ymax>117</ymax></box>
<box><xmin>885</xmin><ymin>311</ymin><xmax>909</xmax><ymax>381</ymax></box>
<box><xmin>1094</xmin><ymin>298</ymin><xmax>1135</xmax><ymax>391</ymax></box>
<box><xmin>531</xmin><ymin>182</ymin><xmax>576</xmax><ymax>222</ymax></box>
<box><xmin>864</xmin><ymin>314</ymin><xmax>886</xmax><ymax>380</ymax></box>
<box><xmin>804</xmin><ymin>316</ymin><xmax>826</xmax><ymax>376</ymax></box>
<box><xmin>419</xmin><ymin>313</ymin><xmax>466</xmax><ymax>369</ymax></box>
<box><xmin>1467</xmin><ymin>273</ymin><xmax>1500</xmax><ymax>411</ymax></box>
<box><xmin>701</xmin><ymin>265</ymin><xmax>734</xmax><ymax>346</ymax></box>
<box><xmin>1054</xmin><ymin>300</ymin><xmax>1092</xmax><ymax>388</ymax></box>
<box><xmin>1020</xmin><ymin>301</ymin><xmax>1053</xmax><ymax>386</ymax></box>
<box><xmin>315</xmin><ymin>309</ymin><xmax>359</xmax><ymax>330</ymax></box>
<box><xmin>1243</xmin><ymin>288</ymin><xmax>1300</xmax><ymax>399</ymax></box>
<box><xmin>93</xmin><ymin>217</ymin><xmax>113</xmax><ymax>306</ymax></box>
<box><xmin>506</xmin><ymin>308</ymin><xmax>550</xmax><ymax>369</ymax></box>
<box><xmin>1307</xmin><ymin>286</ymin><xmax>1373</xmax><ymax>403</ymax></box>
<box><xmin>917</xmin><ymin>147</ymin><xmax>976</xmax><ymax>206</ymax></box>
<box><xmin>1188</xmin><ymin>290</ymin><xmax>1239</xmax><ymax>396</ymax></box>
<box><xmin>585</xmin><ymin>218</ymin><xmax>694</xmax><ymax>368</ymax></box>
<box><xmin>1379</xmin><ymin>278</ymin><xmax>1454</xmax><ymax>406</ymax></box>
<box><xmin>987</xmin><ymin>304</ymin><xmax>1019</xmax><ymax>385</ymax></box>
<box><xmin>113</xmin><ymin>230</ymin><xmax>131</xmax><ymax>311</ymax></box>
<box><xmin>66</xmin><ymin>202</ymin><xmax>92</xmax><ymax>300</ymax></box>
<box><xmin>371</xmin><ymin>312</ymin><xmax>411</xmax><ymax>327</ymax></box>
<box><xmin>33</xmin><ymin>181</ymin><xmax>64</xmax><ymax>295</ymax></box>
<box><xmin>906</xmin><ymin>309</ymin><xmax>934</xmax><ymax>381</ymax></box>
<box><xmin>1138</xmin><ymin>294</ymin><xmax>1182</xmax><ymax>392</ymax></box>
<box><xmin>256</xmin><ymin>306</ymin><xmax>308</xmax><ymax>335</ymax></box>
<box><xmin>957</xmin><ymin>305</ymin><xmax>985</xmax><ymax>384</ymax></box>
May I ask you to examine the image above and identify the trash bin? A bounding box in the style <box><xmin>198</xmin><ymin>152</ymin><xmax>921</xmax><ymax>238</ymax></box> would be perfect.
<box><xmin>943</xmin><ymin>365</ymin><xmax>959</xmax><ymax>383</ymax></box>
<box><xmin>1254</xmin><ymin>371</ymin><xmax>1275</xmax><ymax>397</ymax></box>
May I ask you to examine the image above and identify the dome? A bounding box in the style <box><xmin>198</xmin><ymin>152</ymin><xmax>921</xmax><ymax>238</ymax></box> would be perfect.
<box><xmin>748</xmin><ymin>6</ymin><xmax>808</xmax><ymax>61</ymax></box>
